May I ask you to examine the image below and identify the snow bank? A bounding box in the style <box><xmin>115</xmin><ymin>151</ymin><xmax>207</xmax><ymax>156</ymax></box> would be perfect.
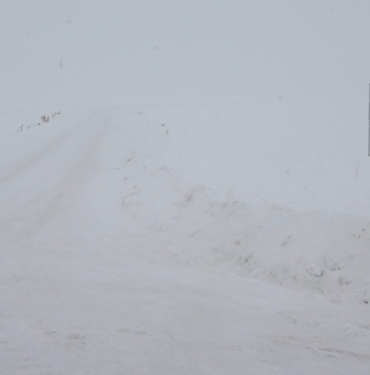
<box><xmin>117</xmin><ymin>163</ymin><xmax>370</xmax><ymax>305</ymax></box>
<box><xmin>162</xmin><ymin>188</ymin><xmax>370</xmax><ymax>304</ymax></box>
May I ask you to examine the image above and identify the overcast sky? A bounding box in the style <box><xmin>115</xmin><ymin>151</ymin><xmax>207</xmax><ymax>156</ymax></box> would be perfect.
<box><xmin>1</xmin><ymin>1</ymin><xmax>369</xmax><ymax>107</ymax></box>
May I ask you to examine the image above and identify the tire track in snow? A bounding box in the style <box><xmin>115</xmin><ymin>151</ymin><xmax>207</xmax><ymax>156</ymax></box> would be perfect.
<box><xmin>0</xmin><ymin>113</ymin><xmax>108</xmax><ymax>244</ymax></box>
<box><xmin>0</xmin><ymin>121</ymin><xmax>79</xmax><ymax>184</ymax></box>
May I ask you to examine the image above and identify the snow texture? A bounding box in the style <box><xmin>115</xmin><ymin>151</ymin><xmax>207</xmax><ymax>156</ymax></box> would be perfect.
<box><xmin>1</xmin><ymin>1</ymin><xmax>370</xmax><ymax>374</ymax></box>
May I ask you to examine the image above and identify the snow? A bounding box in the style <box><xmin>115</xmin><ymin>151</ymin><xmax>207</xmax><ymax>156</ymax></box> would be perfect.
<box><xmin>2</xmin><ymin>1</ymin><xmax>370</xmax><ymax>374</ymax></box>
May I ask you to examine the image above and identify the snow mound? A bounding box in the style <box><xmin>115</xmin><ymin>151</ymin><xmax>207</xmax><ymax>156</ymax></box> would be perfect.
<box><xmin>117</xmin><ymin>159</ymin><xmax>370</xmax><ymax>305</ymax></box>
<box><xmin>171</xmin><ymin>191</ymin><xmax>370</xmax><ymax>305</ymax></box>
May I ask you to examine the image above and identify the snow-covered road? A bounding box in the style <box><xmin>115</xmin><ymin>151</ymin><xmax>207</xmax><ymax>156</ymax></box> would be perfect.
<box><xmin>2</xmin><ymin>109</ymin><xmax>370</xmax><ymax>374</ymax></box>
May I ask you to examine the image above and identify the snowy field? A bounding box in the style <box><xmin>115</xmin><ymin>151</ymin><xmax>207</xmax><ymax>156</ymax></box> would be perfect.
<box><xmin>1</xmin><ymin>1</ymin><xmax>370</xmax><ymax>374</ymax></box>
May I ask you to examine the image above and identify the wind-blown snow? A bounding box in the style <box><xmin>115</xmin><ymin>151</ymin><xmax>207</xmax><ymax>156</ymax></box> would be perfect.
<box><xmin>2</xmin><ymin>1</ymin><xmax>370</xmax><ymax>374</ymax></box>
